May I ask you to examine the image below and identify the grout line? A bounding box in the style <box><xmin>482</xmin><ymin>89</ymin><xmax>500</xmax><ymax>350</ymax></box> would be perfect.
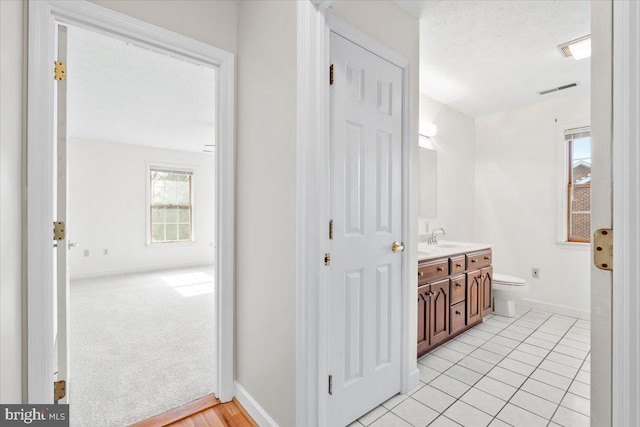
<box><xmin>412</xmin><ymin>309</ymin><xmax>591</xmax><ymax>427</ymax></box>
<box><xmin>545</xmin><ymin>354</ymin><xmax>591</xmax><ymax>426</ymax></box>
<box><xmin>490</xmin><ymin>316</ymin><xmax>592</xmax><ymax>427</ymax></box>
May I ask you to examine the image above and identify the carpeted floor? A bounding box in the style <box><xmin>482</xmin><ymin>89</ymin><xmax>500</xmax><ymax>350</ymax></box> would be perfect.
<box><xmin>69</xmin><ymin>265</ymin><xmax>216</xmax><ymax>426</ymax></box>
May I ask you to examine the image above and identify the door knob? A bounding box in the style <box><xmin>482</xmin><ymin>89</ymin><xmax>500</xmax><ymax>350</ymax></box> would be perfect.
<box><xmin>391</xmin><ymin>241</ymin><xmax>405</xmax><ymax>253</ymax></box>
<box><xmin>68</xmin><ymin>241</ymin><xmax>79</xmax><ymax>250</ymax></box>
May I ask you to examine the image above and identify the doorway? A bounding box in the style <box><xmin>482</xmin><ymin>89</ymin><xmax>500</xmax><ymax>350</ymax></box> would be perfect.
<box><xmin>57</xmin><ymin>24</ymin><xmax>217</xmax><ymax>425</ymax></box>
<box><xmin>27</xmin><ymin>0</ymin><xmax>236</xmax><ymax>409</ymax></box>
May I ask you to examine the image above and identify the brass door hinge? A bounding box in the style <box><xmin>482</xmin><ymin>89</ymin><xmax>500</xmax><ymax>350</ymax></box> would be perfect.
<box><xmin>330</xmin><ymin>64</ymin><xmax>334</xmax><ymax>85</ymax></box>
<box><xmin>329</xmin><ymin>219</ymin><xmax>333</xmax><ymax>240</ymax></box>
<box><xmin>324</xmin><ymin>253</ymin><xmax>331</xmax><ymax>266</ymax></box>
<box><xmin>54</xmin><ymin>61</ymin><xmax>66</xmax><ymax>81</ymax></box>
<box><xmin>53</xmin><ymin>221</ymin><xmax>66</xmax><ymax>241</ymax></box>
<box><xmin>328</xmin><ymin>375</ymin><xmax>333</xmax><ymax>395</ymax></box>
<box><xmin>54</xmin><ymin>380</ymin><xmax>66</xmax><ymax>401</ymax></box>
<box><xmin>594</xmin><ymin>228</ymin><xmax>613</xmax><ymax>271</ymax></box>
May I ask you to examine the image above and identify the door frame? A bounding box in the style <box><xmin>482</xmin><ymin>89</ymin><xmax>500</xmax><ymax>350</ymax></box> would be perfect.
<box><xmin>296</xmin><ymin>6</ymin><xmax>418</xmax><ymax>426</ymax></box>
<box><xmin>26</xmin><ymin>0</ymin><xmax>236</xmax><ymax>403</ymax></box>
<box><xmin>612</xmin><ymin>1</ymin><xmax>640</xmax><ymax>425</ymax></box>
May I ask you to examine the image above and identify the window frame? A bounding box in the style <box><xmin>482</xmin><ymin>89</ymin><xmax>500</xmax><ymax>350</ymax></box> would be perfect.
<box><xmin>556</xmin><ymin>122</ymin><xmax>592</xmax><ymax>247</ymax></box>
<box><xmin>146</xmin><ymin>163</ymin><xmax>196</xmax><ymax>245</ymax></box>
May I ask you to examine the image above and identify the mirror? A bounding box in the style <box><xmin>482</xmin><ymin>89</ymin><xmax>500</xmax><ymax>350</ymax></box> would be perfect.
<box><xmin>419</xmin><ymin>145</ymin><xmax>437</xmax><ymax>218</ymax></box>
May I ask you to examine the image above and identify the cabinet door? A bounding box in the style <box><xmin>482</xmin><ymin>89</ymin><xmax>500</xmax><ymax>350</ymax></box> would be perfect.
<box><xmin>467</xmin><ymin>269</ymin><xmax>482</xmax><ymax>325</ymax></box>
<box><xmin>481</xmin><ymin>266</ymin><xmax>493</xmax><ymax>316</ymax></box>
<box><xmin>417</xmin><ymin>285</ymin><xmax>430</xmax><ymax>357</ymax></box>
<box><xmin>429</xmin><ymin>279</ymin><xmax>450</xmax><ymax>346</ymax></box>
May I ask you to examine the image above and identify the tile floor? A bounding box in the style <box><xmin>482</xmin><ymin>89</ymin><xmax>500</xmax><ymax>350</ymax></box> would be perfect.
<box><xmin>350</xmin><ymin>307</ymin><xmax>591</xmax><ymax>427</ymax></box>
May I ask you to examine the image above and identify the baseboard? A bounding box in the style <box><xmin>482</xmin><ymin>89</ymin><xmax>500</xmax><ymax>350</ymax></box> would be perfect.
<box><xmin>234</xmin><ymin>382</ymin><xmax>279</xmax><ymax>427</ymax></box>
<box><xmin>406</xmin><ymin>368</ymin><xmax>420</xmax><ymax>392</ymax></box>
<box><xmin>518</xmin><ymin>298</ymin><xmax>590</xmax><ymax>320</ymax></box>
<box><xmin>69</xmin><ymin>262</ymin><xmax>214</xmax><ymax>280</ymax></box>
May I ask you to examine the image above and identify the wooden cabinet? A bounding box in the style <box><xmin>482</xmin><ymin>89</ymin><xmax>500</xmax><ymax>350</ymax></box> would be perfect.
<box><xmin>450</xmin><ymin>302</ymin><xmax>466</xmax><ymax>334</ymax></box>
<box><xmin>417</xmin><ymin>285</ymin><xmax>430</xmax><ymax>356</ymax></box>
<box><xmin>417</xmin><ymin>248</ymin><xmax>493</xmax><ymax>358</ymax></box>
<box><xmin>467</xmin><ymin>269</ymin><xmax>482</xmax><ymax>325</ymax></box>
<box><xmin>429</xmin><ymin>279</ymin><xmax>450</xmax><ymax>346</ymax></box>
<box><xmin>481</xmin><ymin>266</ymin><xmax>493</xmax><ymax>316</ymax></box>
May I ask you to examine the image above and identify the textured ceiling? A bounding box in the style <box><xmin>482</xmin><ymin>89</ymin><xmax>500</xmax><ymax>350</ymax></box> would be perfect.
<box><xmin>396</xmin><ymin>0</ymin><xmax>591</xmax><ymax>118</ymax></box>
<box><xmin>68</xmin><ymin>26</ymin><xmax>216</xmax><ymax>153</ymax></box>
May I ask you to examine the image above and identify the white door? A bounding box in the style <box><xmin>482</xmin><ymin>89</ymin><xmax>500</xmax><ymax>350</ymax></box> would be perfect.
<box><xmin>54</xmin><ymin>24</ymin><xmax>70</xmax><ymax>403</ymax></box>
<box><xmin>328</xmin><ymin>33</ymin><xmax>404</xmax><ymax>426</ymax></box>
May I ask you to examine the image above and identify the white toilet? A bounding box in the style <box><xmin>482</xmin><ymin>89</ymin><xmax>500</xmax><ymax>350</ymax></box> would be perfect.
<box><xmin>492</xmin><ymin>274</ymin><xmax>529</xmax><ymax>317</ymax></box>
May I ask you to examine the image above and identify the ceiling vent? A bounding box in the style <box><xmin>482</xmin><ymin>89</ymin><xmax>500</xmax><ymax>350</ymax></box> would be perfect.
<box><xmin>538</xmin><ymin>82</ymin><xmax>578</xmax><ymax>95</ymax></box>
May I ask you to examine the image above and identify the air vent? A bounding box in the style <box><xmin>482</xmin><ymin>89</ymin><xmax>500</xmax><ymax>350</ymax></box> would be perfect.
<box><xmin>538</xmin><ymin>82</ymin><xmax>578</xmax><ymax>95</ymax></box>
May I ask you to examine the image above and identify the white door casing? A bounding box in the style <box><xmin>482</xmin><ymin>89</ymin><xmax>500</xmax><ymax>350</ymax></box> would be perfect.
<box><xmin>27</xmin><ymin>0</ymin><xmax>235</xmax><ymax>403</ymax></box>
<box><xmin>328</xmin><ymin>32</ymin><xmax>403</xmax><ymax>426</ymax></box>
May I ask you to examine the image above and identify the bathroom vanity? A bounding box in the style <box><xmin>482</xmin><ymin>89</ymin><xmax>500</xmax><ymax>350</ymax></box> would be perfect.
<box><xmin>417</xmin><ymin>242</ymin><xmax>493</xmax><ymax>358</ymax></box>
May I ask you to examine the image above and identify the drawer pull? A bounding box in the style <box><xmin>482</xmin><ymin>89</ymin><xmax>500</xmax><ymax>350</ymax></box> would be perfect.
<box><xmin>456</xmin><ymin>263</ymin><xmax>462</xmax><ymax>268</ymax></box>
<box><xmin>455</xmin><ymin>283</ymin><xmax>462</xmax><ymax>287</ymax></box>
<box><xmin>455</xmin><ymin>311</ymin><xmax>461</xmax><ymax>315</ymax></box>
<box><xmin>437</xmin><ymin>267</ymin><xmax>444</xmax><ymax>272</ymax></box>
<box><xmin>484</xmin><ymin>256</ymin><xmax>490</xmax><ymax>260</ymax></box>
<box><xmin>471</xmin><ymin>259</ymin><xmax>477</xmax><ymax>263</ymax></box>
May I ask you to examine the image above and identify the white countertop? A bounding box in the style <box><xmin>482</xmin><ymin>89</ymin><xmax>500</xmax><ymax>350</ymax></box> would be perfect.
<box><xmin>417</xmin><ymin>240</ymin><xmax>492</xmax><ymax>261</ymax></box>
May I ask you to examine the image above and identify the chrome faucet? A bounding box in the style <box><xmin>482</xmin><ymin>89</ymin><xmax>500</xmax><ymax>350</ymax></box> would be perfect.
<box><xmin>428</xmin><ymin>227</ymin><xmax>446</xmax><ymax>245</ymax></box>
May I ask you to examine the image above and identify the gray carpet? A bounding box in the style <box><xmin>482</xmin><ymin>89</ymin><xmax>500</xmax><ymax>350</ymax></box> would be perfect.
<box><xmin>69</xmin><ymin>265</ymin><xmax>216</xmax><ymax>426</ymax></box>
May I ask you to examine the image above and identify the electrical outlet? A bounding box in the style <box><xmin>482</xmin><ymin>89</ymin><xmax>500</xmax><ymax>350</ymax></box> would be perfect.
<box><xmin>83</xmin><ymin>249</ymin><xmax>89</xmax><ymax>257</ymax></box>
<box><xmin>532</xmin><ymin>268</ymin><xmax>540</xmax><ymax>278</ymax></box>
<box><xmin>103</xmin><ymin>248</ymin><xmax>109</xmax><ymax>255</ymax></box>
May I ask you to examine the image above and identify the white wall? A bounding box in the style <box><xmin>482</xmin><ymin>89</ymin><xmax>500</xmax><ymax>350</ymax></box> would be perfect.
<box><xmin>235</xmin><ymin>2</ymin><xmax>420</xmax><ymax>425</ymax></box>
<box><xmin>419</xmin><ymin>94</ymin><xmax>476</xmax><ymax>241</ymax></box>
<box><xmin>236</xmin><ymin>2</ymin><xmax>297</xmax><ymax>425</ymax></box>
<box><xmin>0</xmin><ymin>0</ymin><xmax>25</xmax><ymax>404</ymax></box>
<box><xmin>68</xmin><ymin>139</ymin><xmax>215</xmax><ymax>279</ymax></box>
<box><xmin>0</xmin><ymin>0</ymin><xmax>238</xmax><ymax>403</ymax></box>
<box><xmin>89</xmin><ymin>0</ymin><xmax>238</xmax><ymax>54</ymax></box>
<box><xmin>475</xmin><ymin>93</ymin><xmax>591</xmax><ymax>317</ymax></box>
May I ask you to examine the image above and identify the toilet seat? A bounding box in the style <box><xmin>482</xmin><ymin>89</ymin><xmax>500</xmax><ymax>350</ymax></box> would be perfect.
<box><xmin>493</xmin><ymin>273</ymin><xmax>527</xmax><ymax>287</ymax></box>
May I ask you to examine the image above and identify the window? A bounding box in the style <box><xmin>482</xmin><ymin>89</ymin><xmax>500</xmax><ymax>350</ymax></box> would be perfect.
<box><xmin>150</xmin><ymin>168</ymin><xmax>193</xmax><ymax>243</ymax></box>
<box><xmin>566</xmin><ymin>128</ymin><xmax>591</xmax><ymax>242</ymax></box>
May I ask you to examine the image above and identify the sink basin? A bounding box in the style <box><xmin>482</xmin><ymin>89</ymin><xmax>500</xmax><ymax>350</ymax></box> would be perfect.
<box><xmin>434</xmin><ymin>243</ymin><xmax>465</xmax><ymax>249</ymax></box>
<box><xmin>417</xmin><ymin>250</ymin><xmax>434</xmax><ymax>257</ymax></box>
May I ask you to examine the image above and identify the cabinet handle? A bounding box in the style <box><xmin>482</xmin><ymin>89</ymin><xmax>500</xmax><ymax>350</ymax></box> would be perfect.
<box><xmin>455</xmin><ymin>283</ymin><xmax>462</xmax><ymax>287</ymax></box>
<box><xmin>456</xmin><ymin>263</ymin><xmax>462</xmax><ymax>268</ymax></box>
<box><xmin>437</xmin><ymin>267</ymin><xmax>444</xmax><ymax>271</ymax></box>
<box><xmin>471</xmin><ymin>259</ymin><xmax>477</xmax><ymax>263</ymax></box>
<box><xmin>484</xmin><ymin>256</ymin><xmax>490</xmax><ymax>260</ymax></box>
<box><xmin>455</xmin><ymin>311</ymin><xmax>461</xmax><ymax>315</ymax></box>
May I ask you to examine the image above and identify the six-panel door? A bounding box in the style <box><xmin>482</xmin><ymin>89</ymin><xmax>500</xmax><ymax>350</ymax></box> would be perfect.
<box><xmin>328</xmin><ymin>32</ymin><xmax>404</xmax><ymax>427</ymax></box>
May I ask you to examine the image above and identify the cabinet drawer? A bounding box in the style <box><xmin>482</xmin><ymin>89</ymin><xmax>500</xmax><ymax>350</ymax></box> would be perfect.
<box><xmin>450</xmin><ymin>301</ymin><xmax>466</xmax><ymax>334</ymax></box>
<box><xmin>467</xmin><ymin>250</ymin><xmax>492</xmax><ymax>269</ymax></box>
<box><xmin>418</xmin><ymin>258</ymin><xmax>449</xmax><ymax>284</ymax></box>
<box><xmin>450</xmin><ymin>274</ymin><xmax>466</xmax><ymax>305</ymax></box>
<box><xmin>450</xmin><ymin>255</ymin><xmax>466</xmax><ymax>275</ymax></box>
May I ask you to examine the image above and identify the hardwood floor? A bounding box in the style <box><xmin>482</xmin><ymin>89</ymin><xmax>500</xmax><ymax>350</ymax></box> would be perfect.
<box><xmin>132</xmin><ymin>394</ymin><xmax>257</xmax><ymax>427</ymax></box>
